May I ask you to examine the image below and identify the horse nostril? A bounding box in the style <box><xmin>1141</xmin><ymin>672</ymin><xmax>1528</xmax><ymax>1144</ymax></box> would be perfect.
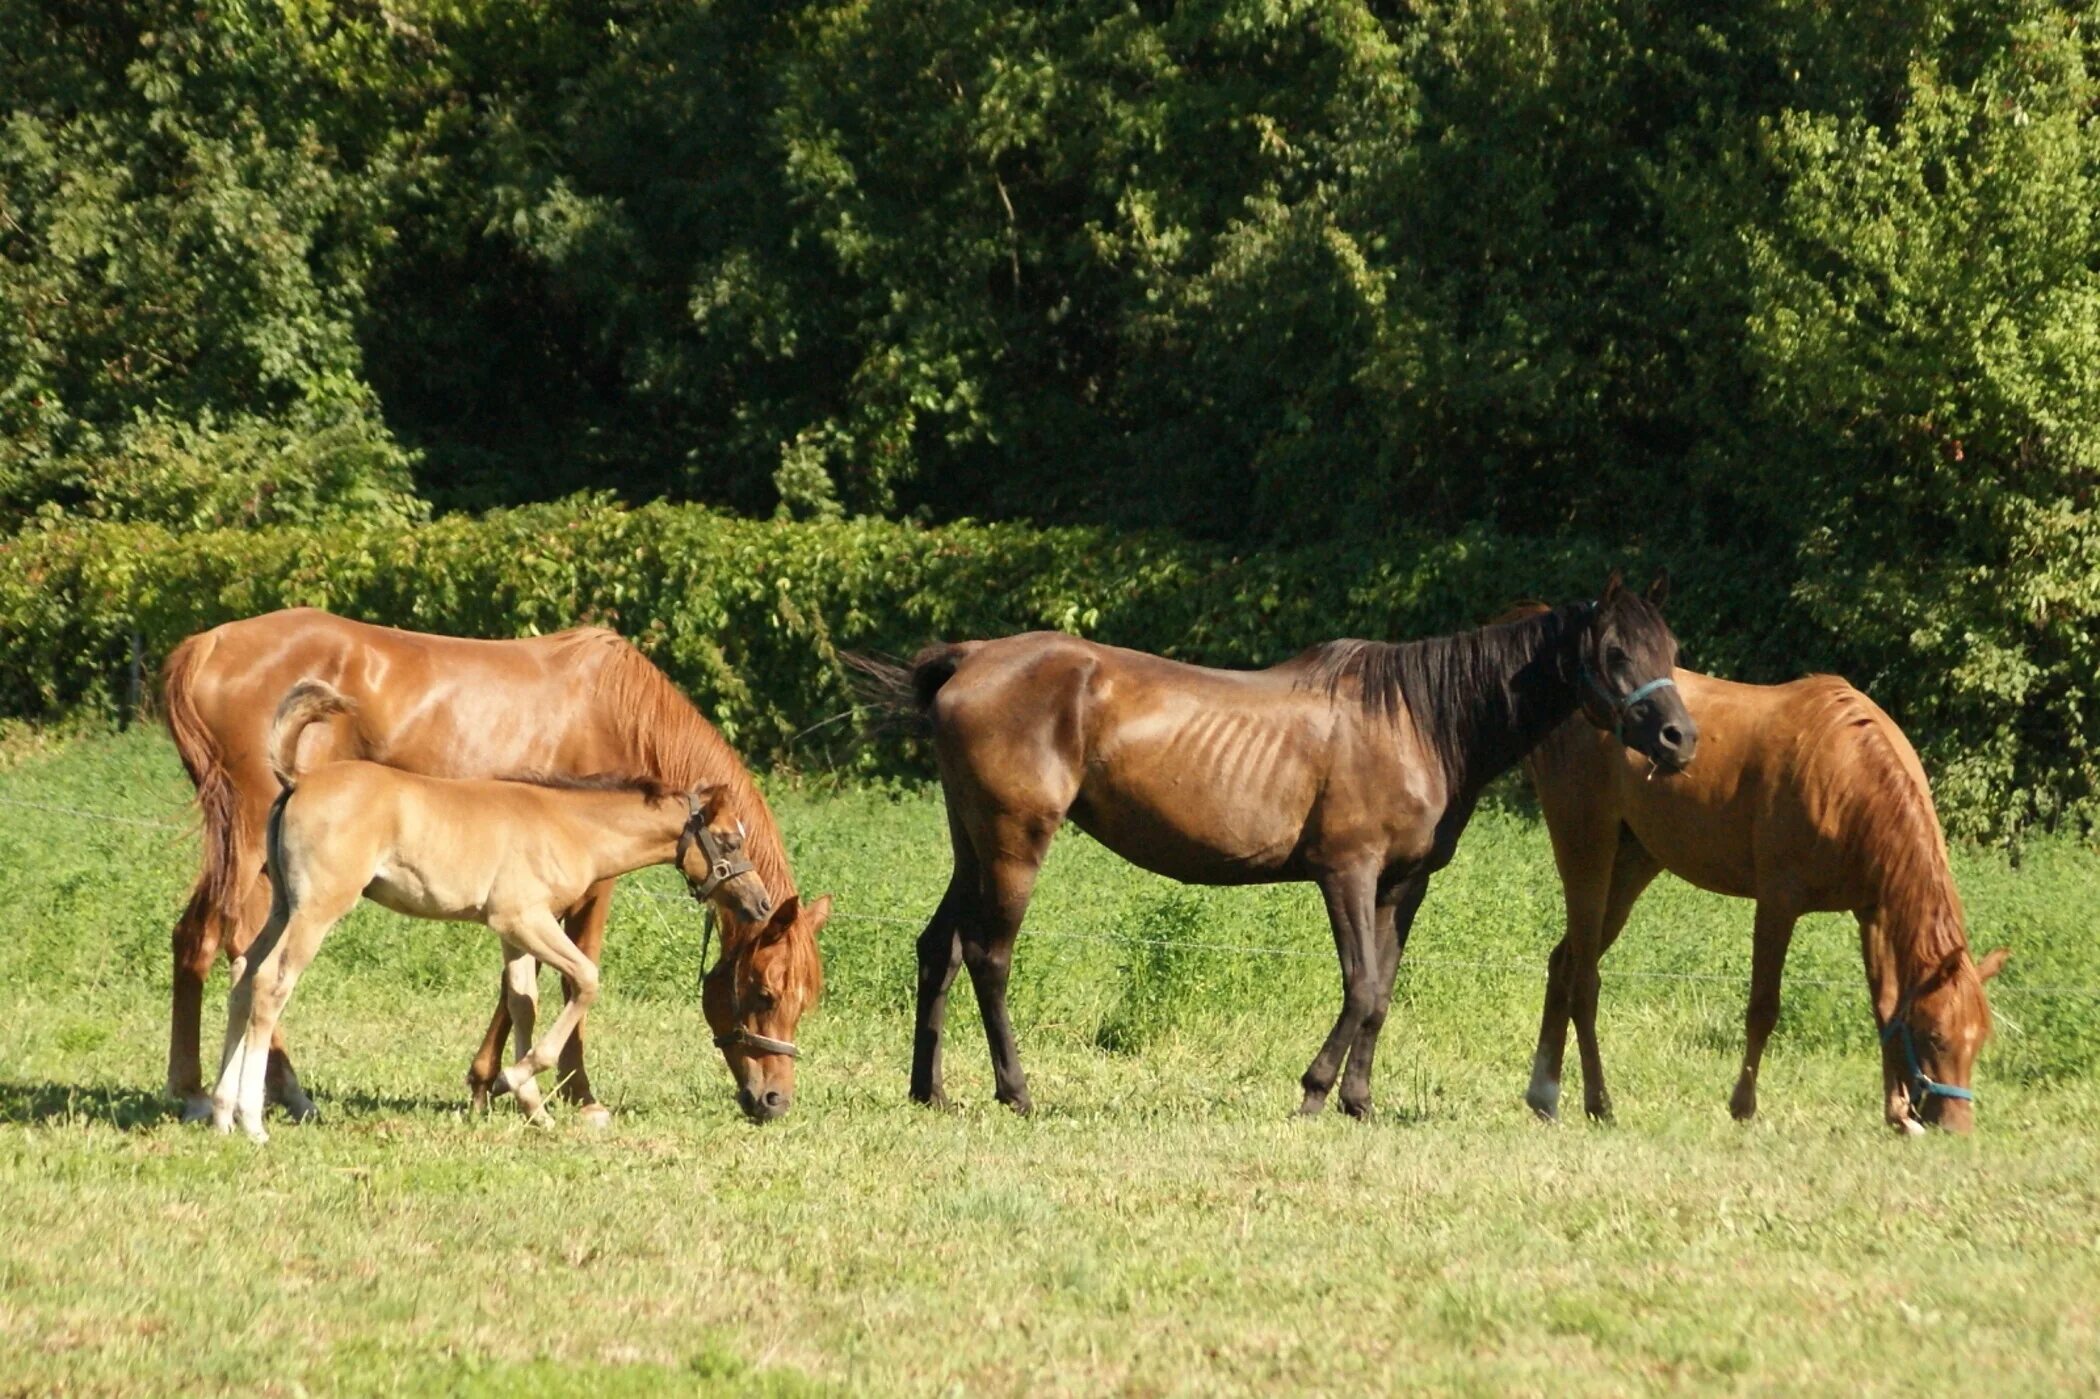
<box><xmin>762</xmin><ymin>1089</ymin><xmax>785</xmax><ymax>1110</ymax></box>
<box><xmin>1662</xmin><ymin>724</ymin><xmax>1683</xmax><ymax>748</ymax></box>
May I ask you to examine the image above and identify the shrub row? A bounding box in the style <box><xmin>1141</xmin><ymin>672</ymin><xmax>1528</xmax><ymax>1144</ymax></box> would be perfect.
<box><xmin>1</xmin><ymin>496</ymin><xmax>2088</xmax><ymax>839</ymax></box>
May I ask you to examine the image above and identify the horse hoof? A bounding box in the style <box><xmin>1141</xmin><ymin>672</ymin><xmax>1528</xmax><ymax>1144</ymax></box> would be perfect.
<box><xmin>1339</xmin><ymin>1098</ymin><xmax>1373</xmax><ymax>1122</ymax></box>
<box><xmin>1000</xmin><ymin>1095</ymin><xmax>1033</xmax><ymax>1118</ymax></box>
<box><xmin>282</xmin><ymin>1096</ymin><xmax>320</xmax><ymax>1125</ymax></box>
<box><xmin>181</xmin><ymin>1096</ymin><xmax>216</xmax><ymax>1126</ymax></box>
<box><xmin>1294</xmin><ymin>1095</ymin><xmax>1328</xmax><ymax>1118</ymax></box>
<box><xmin>1897</xmin><ymin>1117</ymin><xmax>1926</xmax><ymax>1138</ymax></box>
<box><xmin>576</xmin><ymin>1105</ymin><xmax>613</xmax><ymax>1130</ymax></box>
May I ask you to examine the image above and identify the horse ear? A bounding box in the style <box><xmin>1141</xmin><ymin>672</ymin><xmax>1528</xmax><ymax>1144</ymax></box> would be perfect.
<box><xmin>1975</xmin><ymin>947</ymin><xmax>2010</xmax><ymax>982</ymax></box>
<box><xmin>1646</xmin><ymin>569</ymin><xmax>1671</xmax><ymax>609</ymax></box>
<box><xmin>802</xmin><ymin>893</ymin><xmax>834</xmax><ymax>933</ymax></box>
<box><xmin>1601</xmin><ymin>569</ymin><xmax>1624</xmax><ymax>604</ymax></box>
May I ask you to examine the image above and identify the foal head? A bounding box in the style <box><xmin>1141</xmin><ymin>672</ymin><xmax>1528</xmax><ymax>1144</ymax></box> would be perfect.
<box><xmin>676</xmin><ymin>789</ymin><xmax>773</xmax><ymax>925</ymax></box>
<box><xmin>702</xmin><ymin>893</ymin><xmax>831</xmax><ymax>1122</ymax></box>
<box><xmin>1889</xmin><ymin>946</ymin><xmax>2008</xmax><ymax>1134</ymax></box>
<box><xmin>1574</xmin><ymin>570</ymin><xmax>1698</xmax><ymax>774</ymax></box>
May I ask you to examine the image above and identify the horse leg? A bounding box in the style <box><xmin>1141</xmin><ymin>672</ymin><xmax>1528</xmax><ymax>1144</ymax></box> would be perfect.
<box><xmin>1298</xmin><ymin>866</ymin><xmax>1383</xmax><ymax>1118</ymax></box>
<box><xmin>466</xmin><ymin>997</ymin><xmax>510</xmax><ymax>1114</ymax></box>
<box><xmin>956</xmin><ymin>816</ymin><xmax>1053</xmax><ymax>1115</ymax></box>
<box><xmin>1728</xmin><ymin>903</ymin><xmax>1800</xmax><ymax>1122</ymax></box>
<box><xmin>1336</xmin><ymin>875</ymin><xmax>1430</xmax><ymax>1120</ymax></box>
<box><xmin>911</xmin><ymin>806</ymin><xmax>980</xmax><ymax>1108</ymax></box>
<box><xmin>169</xmin><ymin>882</ymin><xmax>223</xmax><ymax>1120</ymax></box>
<box><xmin>552</xmin><ymin>881</ymin><xmax>615</xmax><ymax>1127</ymax></box>
<box><xmin>1526</xmin><ymin>816</ymin><xmax>1622</xmax><ymax>1123</ymax></box>
<box><xmin>910</xmin><ymin>886</ymin><xmax>968</xmax><ymax>1109</ymax></box>
<box><xmin>489</xmin><ymin>911</ymin><xmax>601</xmax><ymax>1127</ymax></box>
<box><xmin>1569</xmin><ymin>837</ymin><xmax>1661</xmax><ymax>1122</ymax></box>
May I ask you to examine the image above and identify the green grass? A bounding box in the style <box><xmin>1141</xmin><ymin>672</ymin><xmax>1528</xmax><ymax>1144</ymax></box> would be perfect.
<box><xmin>3</xmin><ymin>730</ymin><xmax>2099</xmax><ymax>1395</ymax></box>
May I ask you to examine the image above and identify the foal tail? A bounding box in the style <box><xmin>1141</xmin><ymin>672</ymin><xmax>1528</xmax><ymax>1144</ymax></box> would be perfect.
<box><xmin>268</xmin><ymin>680</ymin><xmax>356</xmax><ymax>790</ymax></box>
<box><xmin>841</xmin><ymin>643</ymin><xmax>976</xmax><ymax>736</ymax></box>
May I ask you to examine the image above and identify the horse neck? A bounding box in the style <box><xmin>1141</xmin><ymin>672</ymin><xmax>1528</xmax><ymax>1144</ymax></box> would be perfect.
<box><xmin>1847</xmin><ymin>710</ymin><xmax>1973</xmax><ymax>1004</ymax></box>
<box><xmin>1419</xmin><ymin>606</ymin><xmax>1586</xmax><ymax>799</ymax></box>
<box><xmin>563</xmin><ymin>791</ymin><xmax>691</xmax><ymax>882</ymax></box>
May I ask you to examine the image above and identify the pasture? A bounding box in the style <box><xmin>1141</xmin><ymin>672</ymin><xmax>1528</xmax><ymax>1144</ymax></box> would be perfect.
<box><xmin>3</xmin><ymin>729</ymin><xmax>2099</xmax><ymax>1395</ymax></box>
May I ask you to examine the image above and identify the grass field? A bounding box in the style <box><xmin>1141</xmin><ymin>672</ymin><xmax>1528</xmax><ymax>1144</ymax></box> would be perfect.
<box><xmin>3</xmin><ymin>729</ymin><xmax>2099</xmax><ymax>1395</ymax></box>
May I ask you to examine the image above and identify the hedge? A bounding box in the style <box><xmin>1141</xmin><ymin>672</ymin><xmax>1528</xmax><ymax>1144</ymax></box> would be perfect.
<box><xmin>0</xmin><ymin>495</ymin><xmax>2088</xmax><ymax>840</ymax></box>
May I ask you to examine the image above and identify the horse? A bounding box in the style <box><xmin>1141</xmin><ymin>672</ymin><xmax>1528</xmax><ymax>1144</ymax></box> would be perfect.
<box><xmin>161</xmin><ymin>608</ymin><xmax>829</xmax><ymax>1126</ymax></box>
<box><xmin>849</xmin><ymin>571</ymin><xmax>1695</xmax><ymax>1117</ymax></box>
<box><xmin>211</xmin><ymin>681</ymin><xmax>778</xmax><ymax>1142</ymax></box>
<box><xmin>1520</xmin><ymin>652</ymin><xmax>2009</xmax><ymax>1133</ymax></box>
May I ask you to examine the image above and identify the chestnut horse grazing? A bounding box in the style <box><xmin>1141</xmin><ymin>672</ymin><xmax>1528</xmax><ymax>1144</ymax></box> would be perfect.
<box><xmin>853</xmin><ymin>573</ymin><xmax>1695</xmax><ymax>1117</ymax></box>
<box><xmin>213</xmin><ymin>682</ymin><xmax>776</xmax><ymax>1142</ymax></box>
<box><xmin>163</xmin><ymin>609</ymin><xmax>829</xmax><ymax>1126</ymax></box>
<box><xmin>1522</xmin><ymin>661</ymin><xmax>2009</xmax><ymax>1133</ymax></box>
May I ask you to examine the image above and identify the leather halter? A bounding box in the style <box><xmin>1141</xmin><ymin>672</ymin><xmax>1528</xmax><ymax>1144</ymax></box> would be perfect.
<box><xmin>697</xmin><ymin>906</ymin><xmax>801</xmax><ymax>1061</ymax></box>
<box><xmin>675</xmin><ymin>797</ymin><xmax>756</xmax><ymax>906</ymax></box>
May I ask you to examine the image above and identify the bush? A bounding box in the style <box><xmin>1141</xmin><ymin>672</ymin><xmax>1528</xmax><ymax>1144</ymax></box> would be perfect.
<box><xmin>4</xmin><ymin>495</ymin><xmax>2093</xmax><ymax>839</ymax></box>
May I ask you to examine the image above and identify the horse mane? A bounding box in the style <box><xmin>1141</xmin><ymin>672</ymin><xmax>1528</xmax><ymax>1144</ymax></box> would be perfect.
<box><xmin>1818</xmin><ymin>684</ymin><xmax>1975</xmax><ymax>995</ymax></box>
<box><xmin>1294</xmin><ymin>605</ymin><xmax>1583</xmax><ymax>789</ymax></box>
<box><xmin>557</xmin><ymin>630</ymin><xmax>801</xmax><ymax>942</ymax></box>
<box><xmin>497</xmin><ymin>769</ymin><xmax>681</xmax><ymax>802</ymax></box>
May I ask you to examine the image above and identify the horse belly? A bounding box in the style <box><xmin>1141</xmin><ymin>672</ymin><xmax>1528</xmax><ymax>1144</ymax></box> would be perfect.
<box><xmin>1072</xmin><ymin>737</ymin><xmax>1312</xmax><ymax>885</ymax></box>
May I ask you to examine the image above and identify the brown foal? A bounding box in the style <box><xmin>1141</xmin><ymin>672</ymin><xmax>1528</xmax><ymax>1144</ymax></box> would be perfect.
<box><xmin>163</xmin><ymin>609</ymin><xmax>828</xmax><ymax>1126</ymax></box>
<box><xmin>213</xmin><ymin>682</ymin><xmax>775</xmax><ymax>1141</ymax></box>
<box><xmin>854</xmin><ymin>571</ymin><xmax>1695</xmax><ymax>1117</ymax></box>
<box><xmin>1523</xmin><ymin>656</ymin><xmax>2008</xmax><ymax>1133</ymax></box>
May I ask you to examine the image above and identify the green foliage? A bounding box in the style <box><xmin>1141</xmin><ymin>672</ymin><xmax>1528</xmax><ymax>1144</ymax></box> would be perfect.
<box><xmin>6</xmin><ymin>0</ymin><xmax>2100</xmax><ymax>836</ymax></box>
<box><xmin>4</xmin><ymin>494</ymin><xmax>2098</xmax><ymax>836</ymax></box>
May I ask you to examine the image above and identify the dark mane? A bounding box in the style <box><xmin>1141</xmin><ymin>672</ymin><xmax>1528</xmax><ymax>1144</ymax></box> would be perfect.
<box><xmin>1294</xmin><ymin>604</ymin><xmax>1589</xmax><ymax>793</ymax></box>
<box><xmin>496</xmin><ymin>769</ymin><xmax>681</xmax><ymax>802</ymax></box>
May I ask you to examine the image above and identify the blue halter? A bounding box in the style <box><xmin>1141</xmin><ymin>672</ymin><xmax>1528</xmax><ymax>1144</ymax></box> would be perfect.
<box><xmin>1881</xmin><ymin>1008</ymin><xmax>1975</xmax><ymax>1107</ymax></box>
<box><xmin>1579</xmin><ymin>664</ymin><xmax>1678</xmax><ymax>742</ymax></box>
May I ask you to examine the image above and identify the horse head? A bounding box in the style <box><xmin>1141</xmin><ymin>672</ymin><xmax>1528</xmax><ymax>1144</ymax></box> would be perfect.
<box><xmin>1574</xmin><ymin>569</ymin><xmax>1699</xmax><ymax>775</ymax></box>
<box><xmin>1886</xmin><ymin>945</ymin><xmax>2009</xmax><ymax>1135</ymax></box>
<box><xmin>702</xmin><ymin>892</ymin><xmax>831</xmax><ymax>1122</ymax></box>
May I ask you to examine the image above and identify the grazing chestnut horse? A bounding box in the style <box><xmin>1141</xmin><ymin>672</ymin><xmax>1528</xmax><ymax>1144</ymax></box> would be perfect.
<box><xmin>853</xmin><ymin>572</ymin><xmax>1695</xmax><ymax>1116</ymax></box>
<box><xmin>213</xmin><ymin>682</ymin><xmax>777</xmax><ymax>1142</ymax></box>
<box><xmin>1522</xmin><ymin>656</ymin><xmax>2009</xmax><ymax>1133</ymax></box>
<box><xmin>162</xmin><ymin>609</ymin><xmax>829</xmax><ymax>1126</ymax></box>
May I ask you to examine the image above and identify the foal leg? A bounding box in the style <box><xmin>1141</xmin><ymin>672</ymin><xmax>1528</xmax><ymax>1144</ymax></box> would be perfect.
<box><xmin>212</xmin><ymin>894</ymin><xmax>350</xmax><ymax>1143</ymax></box>
<box><xmin>498</xmin><ymin>949</ymin><xmax>548</xmax><ymax>1125</ymax></box>
<box><xmin>553</xmin><ymin>882</ymin><xmax>615</xmax><ymax>1124</ymax></box>
<box><xmin>1728</xmin><ymin>903</ymin><xmax>1799</xmax><ymax>1122</ymax></box>
<box><xmin>1337</xmin><ymin>875</ymin><xmax>1430</xmax><ymax>1120</ymax></box>
<box><xmin>1298</xmin><ymin>866</ymin><xmax>1383</xmax><ymax>1118</ymax></box>
<box><xmin>488</xmin><ymin>910</ymin><xmax>602</xmax><ymax>1126</ymax></box>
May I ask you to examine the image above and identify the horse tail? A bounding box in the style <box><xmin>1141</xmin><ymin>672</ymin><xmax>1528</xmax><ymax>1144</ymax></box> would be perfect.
<box><xmin>163</xmin><ymin>631</ymin><xmax>246</xmax><ymax>927</ymax></box>
<box><xmin>267</xmin><ymin>680</ymin><xmax>355</xmax><ymax>790</ymax></box>
<box><xmin>841</xmin><ymin>643</ymin><xmax>976</xmax><ymax>738</ymax></box>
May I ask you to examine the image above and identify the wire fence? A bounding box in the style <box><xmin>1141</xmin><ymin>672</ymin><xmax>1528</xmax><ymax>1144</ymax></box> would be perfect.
<box><xmin>8</xmin><ymin>790</ymin><xmax>2099</xmax><ymax>1000</ymax></box>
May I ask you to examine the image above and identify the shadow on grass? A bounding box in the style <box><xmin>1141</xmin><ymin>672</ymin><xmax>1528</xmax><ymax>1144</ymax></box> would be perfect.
<box><xmin>0</xmin><ymin>1080</ymin><xmax>177</xmax><ymax>1128</ymax></box>
<box><xmin>0</xmin><ymin>1080</ymin><xmax>471</xmax><ymax>1129</ymax></box>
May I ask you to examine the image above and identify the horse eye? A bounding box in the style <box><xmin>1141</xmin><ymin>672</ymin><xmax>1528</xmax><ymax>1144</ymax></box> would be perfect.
<box><xmin>748</xmin><ymin>991</ymin><xmax>777</xmax><ymax>1012</ymax></box>
<box><xmin>1607</xmin><ymin>646</ymin><xmax>1629</xmax><ymax>669</ymax></box>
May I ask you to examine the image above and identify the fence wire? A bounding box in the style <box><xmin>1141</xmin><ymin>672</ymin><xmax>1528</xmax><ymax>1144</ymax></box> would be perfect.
<box><xmin>8</xmin><ymin>790</ymin><xmax>2098</xmax><ymax>999</ymax></box>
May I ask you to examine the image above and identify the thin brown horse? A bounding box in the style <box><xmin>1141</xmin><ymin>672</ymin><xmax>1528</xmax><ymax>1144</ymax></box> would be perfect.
<box><xmin>162</xmin><ymin>608</ymin><xmax>829</xmax><ymax>1126</ymax></box>
<box><xmin>1521</xmin><ymin>654</ymin><xmax>2009</xmax><ymax>1133</ymax></box>
<box><xmin>852</xmin><ymin>572</ymin><xmax>1695</xmax><ymax>1116</ymax></box>
<box><xmin>213</xmin><ymin>681</ymin><xmax>777</xmax><ymax>1141</ymax></box>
